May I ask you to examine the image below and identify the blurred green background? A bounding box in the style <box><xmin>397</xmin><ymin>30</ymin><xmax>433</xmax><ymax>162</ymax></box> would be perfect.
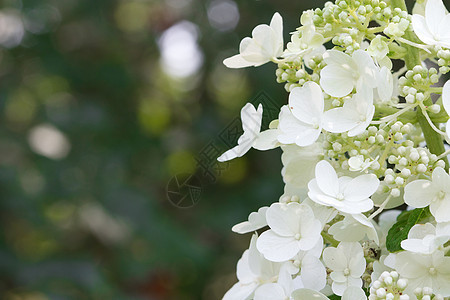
<box><xmin>0</xmin><ymin>0</ymin><xmax>331</xmax><ymax>299</ymax></box>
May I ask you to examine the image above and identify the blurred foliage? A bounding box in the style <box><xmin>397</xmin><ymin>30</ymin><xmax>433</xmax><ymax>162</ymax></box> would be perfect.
<box><xmin>0</xmin><ymin>0</ymin><xmax>329</xmax><ymax>299</ymax></box>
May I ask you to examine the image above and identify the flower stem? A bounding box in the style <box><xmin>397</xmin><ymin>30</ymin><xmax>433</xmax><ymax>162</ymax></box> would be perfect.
<box><xmin>391</xmin><ymin>0</ymin><xmax>449</xmax><ymax>171</ymax></box>
<box><xmin>321</xmin><ymin>231</ymin><xmax>339</xmax><ymax>247</ymax></box>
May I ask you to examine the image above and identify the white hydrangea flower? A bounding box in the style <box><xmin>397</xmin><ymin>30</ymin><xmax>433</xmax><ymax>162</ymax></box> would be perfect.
<box><xmin>308</xmin><ymin>160</ymin><xmax>379</xmax><ymax>214</ymax></box>
<box><xmin>218</xmin><ymin>103</ymin><xmax>277</xmax><ymax>162</ymax></box>
<box><xmin>284</xmin><ymin>10</ymin><xmax>324</xmax><ymax>57</ymax></box>
<box><xmin>322</xmin><ymin>88</ymin><xmax>375</xmax><ymax>137</ymax></box>
<box><xmin>319</xmin><ymin>50</ymin><xmax>378</xmax><ymax>98</ymax></box>
<box><xmin>277</xmin><ymin>82</ymin><xmax>325</xmax><ymax>147</ymax></box>
<box><xmin>348</xmin><ymin>155</ymin><xmax>378</xmax><ymax>172</ymax></box>
<box><xmin>400</xmin><ymin>222</ymin><xmax>450</xmax><ymax>254</ymax></box>
<box><xmin>328</xmin><ymin>213</ymin><xmax>379</xmax><ymax>245</ymax></box>
<box><xmin>367</xmin><ymin>36</ymin><xmax>392</xmax><ymax>70</ymax></box>
<box><xmin>223</xmin><ymin>234</ymin><xmax>282</xmax><ymax>300</ymax></box>
<box><xmin>232</xmin><ymin>207</ymin><xmax>268</xmax><ymax>234</ymax></box>
<box><xmin>323</xmin><ymin>242</ymin><xmax>366</xmax><ymax>296</ymax></box>
<box><xmin>395</xmin><ymin>249</ymin><xmax>450</xmax><ymax>297</ymax></box>
<box><xmin>404</xmin><ymin>167</ymin><xmax>450</xmax><ymax>222</ymax></box>
<box><xmin>256</xmin><ymin>202</ymin><xmax>322</xmax><ymax>262</ymax></box>
<box><xmin>223</xmin><ymin>12</ymin><xmax>283</xmax><ymax>68</ymax></box>
<box><xmin>411</xmin><ymin>0</ymin><xmax>450</xmax><ymax>49</ymax></box>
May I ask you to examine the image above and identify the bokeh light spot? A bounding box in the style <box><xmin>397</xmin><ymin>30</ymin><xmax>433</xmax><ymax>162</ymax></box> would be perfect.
<box><xmin>207</xmin><ymin>0</ymin><xmax>239</xmax><ymax>31</ymax></box>
<box><xmin>158</xmin><ymin>21</ymin><xmax>203</xmax><ymax>79</ymax></box>
<box><xmin>28</xmin><ymin>124</ymin><xmax>71</xmax><ymax>160</ymax></box>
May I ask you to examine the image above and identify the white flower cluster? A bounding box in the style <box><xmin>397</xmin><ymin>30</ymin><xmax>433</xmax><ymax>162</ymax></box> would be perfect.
<box><xmin>218</xmin><ymin>0</ymin><xmax>450</xmax><ymax>299</ymax></box>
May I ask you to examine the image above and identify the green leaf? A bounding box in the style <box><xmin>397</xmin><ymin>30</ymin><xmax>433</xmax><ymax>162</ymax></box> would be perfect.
<box><xmin>386</xmin><ymin>207</ymin><xmax>430</xmax><ymax>252</ymax></box>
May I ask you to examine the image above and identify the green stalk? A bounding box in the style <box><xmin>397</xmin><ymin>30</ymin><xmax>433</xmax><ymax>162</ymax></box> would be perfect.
<box><xmin>391</xmin><ymin>0</ymin><xmax>449</xmax><ymax>170</ymax></box>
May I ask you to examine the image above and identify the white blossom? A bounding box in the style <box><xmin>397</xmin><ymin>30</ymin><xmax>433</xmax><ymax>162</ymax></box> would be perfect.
<box><xmin>224</xmin><ymin>12</ymin><xmax>283</xmax><ymax>68</ymax></box>
<box><xmin>395</xmin><ymin>250</ymin><xmax>450</xmax><ymax>297</ymax></box>
<box><xmin>308</xmin><ymin>160</ymin><xmax>379</xmax><ymax>214</ymax></box>
<box><xmin>284</xmin><ymin>10</ymin><xmax>324</xmax><ymax>57</ymax></box>
<box><xmin>320</xmin><ymin>50</ymin><xmax>378</xmax><ymax>98</ymax></box>
<box><xmin>218</xmin><ymin>103</ymin><xmax>277</xmax><ymax>162</ymax></box>
<box><xmin>400</xmin><ymin>222</ymin><xmax>450</xmax><ymax>254</ymax></box>
<box><xmin>323</xmin><ymin>242</ymin><xmax>366</xmax><ymax>296</ymax></box>
<box><xmin>411</xmin><ymin>0</ymin><xmax>450</xmax><ymax>49</ymax></box>
<box><xmin>404</xmin><ymin>167</ymin><xmax>450</xmax><ymax>222</ymax></box>
<box><xmin>328</xmin><ymin>213</ymin><xmax>379</xmax><ymax>245</ymax></box>
<box><xmin>323</xmin><ymin>88</ymin><xmax>375</xmax><ymax>137</ymax></box>
<box><xmin>277</xmin><ymin>82</ymin><xmax>324</xmax><ymax>147</ymax></box>
<box><xmin>256</xmin><ymin>202</ymin><xmax>322</xmax><ymax>262</ymax></box>
<box><xmin>223</xmin><ymin>234</ymin><xmax>282</xmax><ymax>300</ymax></box>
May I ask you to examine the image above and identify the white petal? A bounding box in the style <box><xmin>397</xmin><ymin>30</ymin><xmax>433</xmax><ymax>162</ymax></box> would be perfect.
<box><xmin>323</xmin><ymin>49</ymin><xmax>354</xmax><ymax>66</ymax></box>
<box><xmin>340</xmin><ymin>199</ymin><xmax>374</xmax><ymax>214</ymax></box>
<box><xmin>377</xmin><ymin>66</ymin><xmax>394</xmax><ymax>102</ymax></box>
<box><xmin>300</xmin><ymin>255</ymin><xmax>327</xmax><ymax>290</ymax></box>
<box><xmin>314</xmin><ymin>160</ymin><xmax>339</xmax><ymax>197</ymax></box>
<box><xmin>223</xmin><ymin>54</ymin><xmax>255</xmax><ymax>68</ymax></box>
<box><xmin>288</xmin><ymin>82</ymin><xmax>324</xmax><ymax>125</ymax></box>
<box><xmin>223</xmin><ymin>281</ymin><xmax>259</xmax><ymax>300</ymax></box>
<box><xmin>254</xmin><ymin>283</ymin><xmax>286</xmax><ymax>300</ymax></box>
<box><xmin>436</xmin><ymin>221</ymin><xmax>450</xmax><ymax>236</ymax></box>
<box><xmin>425</xmin><ymin>0</ymin><xmax>447</xmax><ymax>34</ymax></box>
<box><xmin>444</xmin><ymin>80</ymin><xmax>450</xmax><ymax>115</ymax></box>
<box><xmin>331</xmin><ymin>281</ymin><xmax>348</xmax><ymax>296</ymax></box>
<box><xmin>248</xmin><ymin>24</ymin><xmax>276</xmax><ymax>61</ymax></box>
<box><xmin>430</xmin><ymin>194</ymin><xmax>450</xmax><ymax>222</ymax></box>
<box><xmin>352</xmin><ymin>50</ymin><xmax>377</xmax><ymax>88</ymax></box>
<box><xmin>266</xmin><ymin>203</ymin><xmax>300</xmax><ymax>236</ymax></box>
<box><xmin>343</xmin><ymin>174</ymin><xmax>379</xmax><ymax>202</ymax></box>
<box><xmin>232</xmin><ymin>207</ymin><xmax>268</xmax><ymax>234</ymax></box>
<box><xmin>277</xmin><ymin>106</ymin><xmax>320</xmax><ymax>146</ymax></box>
<box><xmin>342</xmin><ymin>286</ymin><xmax>367</xmax><ymax>300</ymax></box>
<box><xmin>408</xmin><ymin>223</ymin><xmax>436</xmax><ymax>239</ymax></box>
<box><xmin>323</xmin><ymin>247</ymin><xmax>347</xmax><ymax>271</ymax></box>
<box><xmin>437</xmin><ymin>14</ymin><xmax>450</xmax><ymax>40</ymax></box>
<box><xmin>320</xmin><ymin>64</ymin><xmax>354</xmax><ymax>97</ymax></box>
<box><xmin>401</xmin><ymin>237</ymin><xmax>438</xmax><ymax>254</ymax></box>
<box><xmin>269</xmin><ymin>12</ymin><xmax>283</xmax><ymax>56</ymax></box>
<box><xmin>446</xmin><ymin>120</ymin><xmax>450</xmax><ymax>137</ymax></box>
<box><xmin>254</xmin><ymin>129</ymin><xmax>279</xmax><ymax>150</ymax></box>
<box><xmin>236</xmin><ymin>250</ymin><xmax>255</xmax><ymax>283</ymax></box>
<box><xmin>404</xmin><ymin>179</ymin><xmax>435</xmax><ymax>207</ymax></box>
<box><xmin>412</xmin><ymin>14</ymin><xmax>437</xmax><ymax>45</ymax></box>
<box><xmin>241</xmin><ymin>103</ymin><xmax>262</xmax><ymax>135</ymax></box>
<box><xmin>323</xmin><ymin>107</ymin><xmax>359</xmax><ymax>133</ymax></box>
<box><xmin>291</xmin><ymin>289</ymin><xmax>329</xmax><ymax>300</ymax></box>
<box><xmin>395</xmin><ymin>251</ymin><xmax>429</xmax><ymax>279</ymax></box>
<box><xmin>217</xmin><ymin>142</ymin><xmax>251</xmax><ymax>162</ymax></box>
<box><xmin>257</xmin><ymin>230</ymin><xmax>300</xmax><ymax>262</ymax></box>
<box><xmin>347</xmin><ymin>104</ymin><xmax>374</xmax><ymax>137</ymax></box>
<box><xmin>432</xmin><ymin>167</ymin><xmax>450</xmax><ymax>192</ymax></box>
